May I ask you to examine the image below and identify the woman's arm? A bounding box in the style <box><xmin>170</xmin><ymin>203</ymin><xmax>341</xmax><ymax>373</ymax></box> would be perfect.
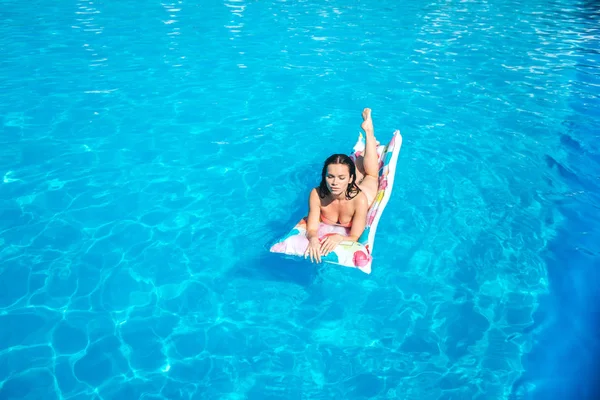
<box><xmin>306</xmin><ymin>188</ymin><xmax>321</xmax><ymax>240</ymax></box>
<box><xmin>347</xmin><ymin>192</ymin><xmax>368</xmax><ymax>242</ymax></box>
<box><xmin>305</xmin><ymin>188</ymin><xmax>322</xmax><ymax>262</ymax></box>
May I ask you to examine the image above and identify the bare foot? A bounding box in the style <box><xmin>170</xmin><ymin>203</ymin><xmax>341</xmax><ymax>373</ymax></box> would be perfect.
<box><xmin>361</xmin><ymin>108</ymin><xmax>374</xmax><ymax>135</ymax></box>
<box><xmin>361</xmin><ymin>108</ymin><xmax>378</xmax><ymax>145</ymax></box>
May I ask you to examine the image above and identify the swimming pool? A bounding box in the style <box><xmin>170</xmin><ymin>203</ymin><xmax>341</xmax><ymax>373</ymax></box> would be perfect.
<box><xmin>1</xmin><ymin>0</ymin><xmax>598</xmax><ymax>399</ymax></box>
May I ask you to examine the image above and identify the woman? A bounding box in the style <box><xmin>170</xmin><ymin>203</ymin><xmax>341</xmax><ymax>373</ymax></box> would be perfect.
<box><xmin>305</xmin><ymin>108</ymin><xmax>380</xmax><ymax>263</ymax></box>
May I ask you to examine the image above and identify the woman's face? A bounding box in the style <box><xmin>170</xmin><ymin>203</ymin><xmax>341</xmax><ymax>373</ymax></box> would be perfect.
<box><xmin>325</xmin><ymin>163</ymin><xmax>351</xmax><ymax>196</ymax></box>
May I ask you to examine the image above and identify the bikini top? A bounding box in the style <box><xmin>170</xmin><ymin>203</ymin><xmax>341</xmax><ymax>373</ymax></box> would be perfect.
<box><xmin>320</xmin><ymin>212</ymin><xmax>352</xmax><ymax>228</ymax></box>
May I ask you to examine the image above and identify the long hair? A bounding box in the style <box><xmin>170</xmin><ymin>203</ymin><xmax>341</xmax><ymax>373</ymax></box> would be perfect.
<box><xmin>317</xmin><ymin>154</ymin><xmax>361</xmax><ymax>199</ymax></box>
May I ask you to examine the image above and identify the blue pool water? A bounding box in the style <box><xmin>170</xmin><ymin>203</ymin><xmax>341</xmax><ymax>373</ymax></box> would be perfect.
<box><xmin>1</xmin><ymin>0</ymin><xmax>599</xmax><ymax>399</ymax></box>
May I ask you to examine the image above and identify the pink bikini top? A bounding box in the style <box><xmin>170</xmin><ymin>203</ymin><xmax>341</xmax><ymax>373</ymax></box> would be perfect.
<box><xmin>320</xmin><ymin>212</ymin><xmax>352</xmax><ymax>228</ymax></box>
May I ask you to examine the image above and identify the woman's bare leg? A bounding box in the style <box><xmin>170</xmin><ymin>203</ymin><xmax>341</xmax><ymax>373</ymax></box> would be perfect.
<box><xmin>356</xmin><ymin>108</ymin><xmax>379</xmax><ymax>207</ymax></box>
<box><xmin>360</xmin><ymin>108</ymin><xmax>379</xmax><ymax>178</ymax></box>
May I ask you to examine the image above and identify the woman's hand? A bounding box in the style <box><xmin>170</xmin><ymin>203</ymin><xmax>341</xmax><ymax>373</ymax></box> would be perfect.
<box><xmin>320</xmin><ymin>234</ymin><xmax>344</xmax><ymax>256</ymax></box>
<box><xmin>305</xmin><ymin>237</ymin><xmax>322</xmax><ymax>263</ymax></box>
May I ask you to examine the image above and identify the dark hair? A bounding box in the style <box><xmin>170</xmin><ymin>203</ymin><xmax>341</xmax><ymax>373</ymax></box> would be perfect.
<box><xmin>318</xmin><ymin>154</ymin><xmax>361</xmax><ymax>199</ymax></box>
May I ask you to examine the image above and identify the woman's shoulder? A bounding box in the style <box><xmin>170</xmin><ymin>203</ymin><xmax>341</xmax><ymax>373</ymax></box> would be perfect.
<box><xmin>310</xmin><ymin>187</ymin><xmax>325</xmax><ymax>205</ymax></box>
<box><xmin>350</xmin><ymin>190</ymin><xmax>368</xmax><ymax>207</ymax></box>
